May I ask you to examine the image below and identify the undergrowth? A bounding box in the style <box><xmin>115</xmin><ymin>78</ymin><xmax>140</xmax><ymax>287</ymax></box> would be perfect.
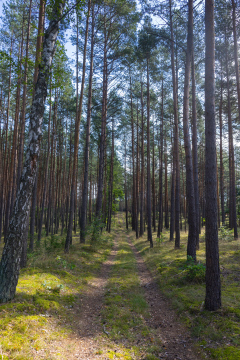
<box><xmin>133</xmin><ymin>225</ymin><xmax>240</xmax><ymax>360</ymax></box>
<box><xmin>0</xmin><ymin>230</ymin><xmax>113</xmax><ymax>360</ymax></box>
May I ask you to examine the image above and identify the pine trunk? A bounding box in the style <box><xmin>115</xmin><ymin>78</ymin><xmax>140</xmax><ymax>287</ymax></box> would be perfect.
<box><xmin>96</xmin><ymin>11</ymin><xmax>107</xmax><ymax>219</ymax></box>
<box><xmin>80</xmin><ymin>3</ymin><xmax>95</xmax><ymax>243</ymax></box>
<box><xmin>146</xmin><ymin>58</ymin><xmax>153</xmax><ymax>248</ymax></box>
<box><xmin>65</xmin><ymin>0</ymin><xmax>91</xmax><ymax>252</ymax></box>
<box><xmin>205</xmin><ymin>0</ymin><xmax>221</xmax><ymax>311</ymax></box>
<box><xmin>169</xmin><ymin>0</ymin><xmax>180</xmax><ymax>248</ymax></box>
<box><xmin>182</xmin><ymin>0</ymin><xmax>196</xmax><ymax>260</ymax></box>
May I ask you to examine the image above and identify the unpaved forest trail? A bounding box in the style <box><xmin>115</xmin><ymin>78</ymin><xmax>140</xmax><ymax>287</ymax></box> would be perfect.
<box><xmin>58</xmin><ymin>233</ymin><xmax>119</xmax><ymax>359</ymax></box>
<box><xmin>57</xmin><ymin>214</ymin><xmax>202</xmax><ymax>360</ymax></box>
<box><xmin>127</xmin><ymin>237</ymin><xmax>200</xmax><ymax>360</ymax></box>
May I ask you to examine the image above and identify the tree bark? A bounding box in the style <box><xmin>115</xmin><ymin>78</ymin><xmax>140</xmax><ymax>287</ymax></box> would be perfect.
<box><xmin>136</xmin><ymin>101</ymin><xmax>139</xmax><ymax>238</ymax></box>
<box><xmin>124</xmin><ymin>135</ymin><xmax>128</xmax><ymax>230</ymax></box>
<box><xmin>164</xmin><ymin>131</ymin><xmax>169</xmax><ymax>229</ymax></box>
<box><xmin>170</xmin><ymin>128</ymin><xmax>175</xmax><ymax>241</ymax></box>
<box><xmin>0</xmin><ymin>37</ymin><xmax>12</xmax><ymax>241</ymax></box>
<box><xmin>5</xmin><ymin>27</ymin><xmax>24</xmax><ymax>240</ymax></box>
<box><xmin>129</xmin><ymin>74</ymin><xmax>136</xmax><ymax>232</ymax></box>
<box><xmin>219</xmin><ymin>69</ymin><xmax>225</xmax><ymax>226</ymax></box>
<box><xmin>96</xmin><ymin>10</ymin><xmax>107</xmax><ymax>219</ymax></box>
<box><xmin>191</xmin><ymin>51</ymin><xmax>200</xmax><ymax>248</ymax></box>
<box><xmin>146</xmin><ymin>57</ymin><xmax>153</xmax><ymax>248</ymax></box>
<box><xmin>32</xmin><ymin>0</ymin><xmax>45</xmax><ymax>97</ymax></box>
<box><xmin>28</xmin><ymin>167</ymin><xmax>38</xmax><ymax>254</ymax></box>
<box><xmin>205</xmin><ymin>0</ymin><xmax>221</xmax><ymax>311</ymax></box>
<box><xmin>37</xmin><ymin>75</ymin><xmax>52</xmax><ymax>244</ymax></box>
<box><xmin>140</xmin><ymin>81</ymin><xmax>145</xmax><ymax>237</ymax></box>
<box><xmin>152</xmin><ymin>122</ymin><xmax>156</xmax><ymax>233</ymax></box>
<box><xmin>17</xmin><ymin>0</ymin><xmax>33</xmax><ymax>190</ymax></box>
<box><xmin>169</xmin><ymin>0</ymin><xmax>180</xmax><ymax>248</ymax></box>
<box><xmin>80</xmin><ymin>3</ymin><xmax>95</xmax><ymax>243</ymax></box>
<box><xmin>182</xmin><ymin>0</ymin><xmax>196</xmax><ymax>260</ymax></box>
<box><xmin>226</xmin><ymin>37</ymin><xmax>238</xmax><ymax>239</ymax></box>
<box><xmin>157</xmin><ymin>79</ymin><xmax>164</xmax><ymax>237</ymax></box>
<box><xmin>231</xmin><ymin>0</ymin><xmax>240</xmax><ymax>123</ymax></box>
<box><xmin>107</xmin><ymin>119</ymin><xmax>114</xmax><ymax>233</ymax></box>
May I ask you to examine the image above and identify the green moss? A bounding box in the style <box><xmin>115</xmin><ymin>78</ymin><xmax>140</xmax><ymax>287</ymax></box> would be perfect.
<box><xmin>33</xmin><ymin>294</ymin><xmax>60</xmax><ymax>311</ymax></box>
<box><xmin>144</xmin><ymin>355</ymin><xmax>160</xmax><ymax>360</ymax></box>
<box><xmin>208</xmin><ymin>346</ymin><xmax>240</xmax><ymax>359</ymax></box>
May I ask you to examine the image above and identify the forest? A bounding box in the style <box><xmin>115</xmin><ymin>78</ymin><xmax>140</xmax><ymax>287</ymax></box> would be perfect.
<box><xmin>0</xmin><ymin>0</ymin><xmax>240</xmax><ymax>358</ymax></box>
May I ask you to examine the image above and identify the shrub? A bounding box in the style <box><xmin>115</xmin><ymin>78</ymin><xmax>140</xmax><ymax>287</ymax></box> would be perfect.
<box><xmin>156</xmin><ymin>233</ymin><xmax>165</xmax><ymax>246</ymax></box>
<box><xmin>184</xmin><ymin>256</ymin><xmax>205</xmax><ymax>283</ymax></box>
<box><xmin>218</xmin><ymin>226</ymin><xmax>234</xmax><ymax>242</ymax></box>
<box><xmin>90</xmin><ymin>217</ymin><xmax>104</xmax><ymax>245</ymax></box>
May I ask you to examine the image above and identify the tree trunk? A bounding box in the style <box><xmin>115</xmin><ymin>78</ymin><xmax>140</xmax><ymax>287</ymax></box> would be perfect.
<box><xmin>146</xmin><ymin>57</ymin><xmax>153</xmax><ymax>248</ymax></box>
<box><xmin>88</xmin><ymin>152</ymin><xmax>92</xmax><ymax>224</ymax></box>
<box><xmin>17</xmin><ymin>0</ymin><xmax>33</xmax><ymax>190</ymax></box>
<box><xmin>28</xmin><ymin>167</ymin><xmax>38</xmax><ymax>253</ymax></box>
<box><xmin>5</xmin><ymin>28</ymin><xmax>24</xmax><ymax>240</ymax></box>
<box><xmin>219</xmin><ymin>70</ymin><xmax>225</xmax><ymax>226</ymax></box>
<box><xmin>136</xmin><ymin>101</ymin><xmax>139</xmax><ymax>238</ymax></box>
<box><xmin>0</xmin><ymin>38</ymin><xmax>13</xmax><ymax>242</ymax></box>
<box><xmin>169</xmin><ymin>0</ymin><xmax>180</xmax><ymax>248</ymax></box>
<box><xmin>192</xmin><ymin>51</ymin><xmax>200</xmax><ymax>248</ymax></box>
<box><xmin>129</xmin><ymin>74</ymin><xmax>136</xmax><ymax>232</ymax></box>
<box><xmin>164</xmin><ymin>132</ymin><xmax>169</xmax><ymax>229</ymax></box>
<box><xmin>152</xmin><ymin>122</ymin><xmax>156</xmax><ymax>233</ymax></box>
<box><xmin>96</xmin><ymin>10</ymin><xmax>107</xmax><ymax>219</ymax></box>
<box><xmin>37</xmin><ymin>75</ymin><xmax>52</xmax><ymax>244</ymax></box>
<box><xmin>231</xmin><ymin>0</ymin><xmax>240</xmax><ymax>123</ymax></box>
<box><xmin>140</xmin><ymin>81</ymin><xmax>145</xmax><ymax>237</ymax></box>
<box><xmin>226</xmin><ymin>38</ymin><xmax>238</xmax><ymax>239</ymax></box>
<box><xmin>32</xmin><ymin>0</ymin><xmax>45</xmax><ymax>97</ymax></box>
<box><xmin>107</xmin><ymin>119</ymin><xmax>114</xmax><ymax>233</ymax></box>
<box><xmin>80</xmin><ymin>3</ymin><xmax>95</xmax><ymax>243</ymax></box>
<box><xmin>65</xmin><ymin>0</ymin><xmax>91</xmax><ymax>252</ymax></box>
<box><xmin>205</xmin><ymin>0</ymin><xmax>221</xmax><ymax>311</ymax></box>
<box><xmin>182</xmin><ymin>0</ymin><xmax>196</xmax><ymax>260</ymax></box>
<box><xmin>170</xmin><ymin>129</ymin><xmax>175</xmax><ymax>241</ymax></box>
<box><xmin>157</xmin><ymin>79</ymin><xmax>164</xmax><ymax>237</ymax></box>
<box><xmin>124</xmin><ymin>135</ymin><xmax>128</xmax><ymax>230</ymax></box>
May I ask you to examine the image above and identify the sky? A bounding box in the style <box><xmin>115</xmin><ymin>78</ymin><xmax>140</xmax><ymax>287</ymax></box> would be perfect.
<box><xmin>0</xmin><ymin>0</ymin><xmax>4</xmax><ymax>18</ymax></box>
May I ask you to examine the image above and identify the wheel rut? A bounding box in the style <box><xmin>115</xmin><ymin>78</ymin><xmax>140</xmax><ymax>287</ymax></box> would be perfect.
<box><xmin>63</xmin><ymin>239</ymin><xmax>119</xmax><ymax>360</ymax></box>
<box><xmin>127</xmin><ymin>235</ymin><xmax>201</xmax><ymax>360</ymax></box>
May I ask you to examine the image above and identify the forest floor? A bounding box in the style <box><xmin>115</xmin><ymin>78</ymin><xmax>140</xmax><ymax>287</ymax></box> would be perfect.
<box><xmin>1</xmin><ymin>214</ymin><xmax>240</xmax><ymax>359</ymax></box>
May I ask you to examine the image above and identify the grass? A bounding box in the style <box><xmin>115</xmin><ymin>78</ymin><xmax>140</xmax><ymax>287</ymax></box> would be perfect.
<box><xmin>133</xmin><ymin>224</ymin><xmax>240</xmax><ymax>360</ymax></box>
<box><xmin>97</xmin><ymin>223</ymin><xmax>163</xmax><ymax>360</ymax></box>
<box><xmin>0</xmin><ymin>230</ymin><xmax>113</xmax><ymax>360</ymax></box>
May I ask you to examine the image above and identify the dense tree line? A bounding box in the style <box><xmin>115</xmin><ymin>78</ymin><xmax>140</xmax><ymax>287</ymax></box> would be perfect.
<box><xmin>0</xmin><ymin>0</ymin><xmax>240</xmax><ymax>310</ymax></box>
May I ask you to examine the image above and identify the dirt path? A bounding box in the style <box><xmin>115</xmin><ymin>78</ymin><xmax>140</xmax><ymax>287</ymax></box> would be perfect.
<box><xmin>51</xmin><ymin>240</ymin><xmax>118</xmax><ymax>360</ymax></box>
<box><xmin>49</xmin><ymin>217</ymin><xmax>202</xmax><ymax>360</ymax></box>
<box><xmin>128</xmin><ymin>236</ymin><xmax>201</xmax><ymax>360</ymax></box>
